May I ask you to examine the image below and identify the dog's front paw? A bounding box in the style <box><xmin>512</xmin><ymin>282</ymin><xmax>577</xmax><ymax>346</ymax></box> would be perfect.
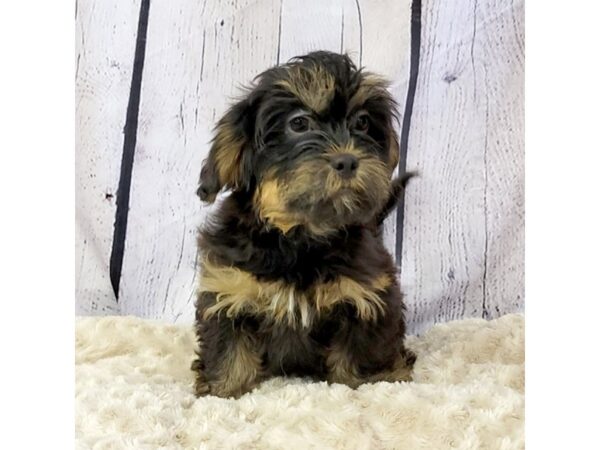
<box><xmin>389</xmin><ymin>348</ymin><xmax>417</xmax><ymax>382</ymax></box>
<box><xmin>403</xmin><ymin>348</ymin><xmax>417</xmax><ymax>367</ymax></box>
<box><xmin>194</xmin><ymin>379</ymin><xmax>211</xmax><ymax>397</ymax></box>
<box><xmin>191</xmin><ymin>359</ymin><xmax>211</xmax><ymax>397</ymax></box>
<box><xmin>194</xmin><ymin>379</ymin><xmax>252</xmax><ymax>399</ymax></box>
<box><xmin>192</xmin><ymin>364</ymin><xmax>258</xmax><ymax>399</ymax></box>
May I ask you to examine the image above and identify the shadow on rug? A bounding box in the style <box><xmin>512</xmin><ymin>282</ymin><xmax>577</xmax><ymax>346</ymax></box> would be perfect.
<box><xmin>75</xmin><ymin>314</ymin><xmax>524</xmax><ymax>449</ymax></box>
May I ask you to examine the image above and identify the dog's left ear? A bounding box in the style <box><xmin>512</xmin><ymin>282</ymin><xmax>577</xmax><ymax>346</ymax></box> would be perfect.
<box><xmin>197</xmin><ymin>94</ymin><xmax>257</xmax><ymax>202</ymax></box>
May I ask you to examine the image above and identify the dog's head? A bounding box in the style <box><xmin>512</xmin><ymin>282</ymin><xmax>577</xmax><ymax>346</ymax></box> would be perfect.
<box><xmin>198</xmin><ymin>51</ymin><xmax>400</xmax><ymax>235</ymax></box>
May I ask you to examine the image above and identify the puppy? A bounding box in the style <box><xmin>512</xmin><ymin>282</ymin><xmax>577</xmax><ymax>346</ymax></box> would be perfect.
<box><xmin>192</xmin><ymin>51</ymin><xmax>415</xmax><ymax>398</ymax></box>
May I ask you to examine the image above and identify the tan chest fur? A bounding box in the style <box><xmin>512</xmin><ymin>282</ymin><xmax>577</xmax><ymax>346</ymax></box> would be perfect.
<box><xmin>199</xmin><ymin>261</ymin><xmax>392</xmax><ymax>328</ymax></box>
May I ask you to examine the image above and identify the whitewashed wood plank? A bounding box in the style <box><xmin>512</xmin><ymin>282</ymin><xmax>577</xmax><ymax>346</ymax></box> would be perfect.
<box><xmin>75</xmin><ymin>0</ymin><xmax>141</xmax><ymax>315</ymax></box>
<box><xmin>401</xmin><ymin>0</ymin><xmax>524</xmax><ymax>334</ymax></box>
<box><xmin>278</xmin><ymin>0</ymin><xmax>343</xmax><ymax>63</ymax></box>
<box><xmin>119</xmin><ymin>0</ymin><xmax>281</xmax><ymax>322</ymax></box>
<box><xmin>478</xmin><ymin>0</ymin><xmax>524</xmax><ymax>318</ymax></box>
<box><xmin>340</xmin><ymin>0</ymin><xmax>361</xmax><ymax>57</ymax></box>
<box><xmin>401</xmin><ymin>0</ymin><xmax>486</xmax><ymax>334</ymax></box>
<box><xmin>359</xmin><ymin>0</ymin><xmax>412</xmax><ymax>80</ymax></box>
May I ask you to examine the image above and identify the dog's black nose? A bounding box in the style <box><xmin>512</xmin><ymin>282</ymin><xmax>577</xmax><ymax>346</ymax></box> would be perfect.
<box><xmin>331</xmin><ymin>154</ymin><xmax>359</xmax><ymax>178</ymax></box>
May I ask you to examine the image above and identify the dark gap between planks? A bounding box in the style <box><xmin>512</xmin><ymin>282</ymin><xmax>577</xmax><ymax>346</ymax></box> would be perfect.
<box><xmin>109</xmin><ymin>0</ymin><xmax>151</xmax><ymax>299</ymax></box>
<box><xmin>395</xmin><ymin>0</ymin><xmax>422</xmax><ymax>268</ymax></box>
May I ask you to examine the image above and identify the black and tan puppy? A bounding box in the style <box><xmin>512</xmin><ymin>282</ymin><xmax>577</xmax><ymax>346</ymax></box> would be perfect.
<box><xmin>192</xmin><ymin>51</ymin><xmax>415</xmax><ymax>398</ymax></box>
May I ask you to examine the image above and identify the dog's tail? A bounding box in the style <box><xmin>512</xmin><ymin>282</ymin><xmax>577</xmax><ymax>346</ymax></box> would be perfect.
<box><xmin>375</xmin><ymin>171</ymin><xmax>418</xmax><ymax>226</ymax></box>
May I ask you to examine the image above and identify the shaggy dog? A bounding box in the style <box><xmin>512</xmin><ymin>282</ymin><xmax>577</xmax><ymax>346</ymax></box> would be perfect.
<box><xmin>192</xmin><ymin>51</ymin><xmax>415</xmax><ymax>398</ymax></box>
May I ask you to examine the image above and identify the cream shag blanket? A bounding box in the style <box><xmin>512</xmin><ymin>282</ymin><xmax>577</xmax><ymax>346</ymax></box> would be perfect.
<box><xmin>75</xmin><ymin>314</ymin><xmax>524</xmax><ymax>450</ymax></box>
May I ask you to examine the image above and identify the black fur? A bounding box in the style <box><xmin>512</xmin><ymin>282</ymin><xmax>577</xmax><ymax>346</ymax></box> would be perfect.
<box><xmin>192</xmin><ymin>51</ymin><xmax>415</xmax><ymax>398</ymax></box>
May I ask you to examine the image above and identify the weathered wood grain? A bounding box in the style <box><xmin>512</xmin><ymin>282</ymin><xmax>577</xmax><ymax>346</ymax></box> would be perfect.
<box><xmin>400</xmin><ymin>0</ymin><xmax>524</xmax><ymax>334</ymax></box>
<box><xmin>278</xmin><ymin>1</ymin><xmax>343</xmax><ymax>63</ymax></box>
<box><xmin>478</xmin><ymin>0</ymin><xmax>524</xmax><ymax>318</ymax></box>
<box><xmin>75</xmin><ymin>0</ymin><xmax>141</xmax><ymax>315</ymax></box>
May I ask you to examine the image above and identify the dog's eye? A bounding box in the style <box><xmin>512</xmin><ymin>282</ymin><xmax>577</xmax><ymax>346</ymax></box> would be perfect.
<box><xmin>354</xmin><ymin>114</ymin><xmax>370</xmax><ymax>133</ymax></box>
<box><xmin>288</xmin><ymin>116</ymin><xmax>311</xmax><ymax>133</ymax></box>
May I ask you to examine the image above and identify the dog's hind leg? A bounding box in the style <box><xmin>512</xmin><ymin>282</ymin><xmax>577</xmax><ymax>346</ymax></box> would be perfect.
<box><xmin>324</xmin><ymin>297</ymin><xmax>415</xmax><ymax>388</ymax></box>
<box><xmin>325</xmin><ymin>326</ymin><xmax>415</xmax><ymax>387</ymax></box>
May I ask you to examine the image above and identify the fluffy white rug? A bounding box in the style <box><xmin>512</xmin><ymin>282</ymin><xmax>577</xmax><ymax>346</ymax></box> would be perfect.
<box><xmin>75</xmin><ymin>314</ymin><xmax>524</xmax><ymax>450</ymax></box>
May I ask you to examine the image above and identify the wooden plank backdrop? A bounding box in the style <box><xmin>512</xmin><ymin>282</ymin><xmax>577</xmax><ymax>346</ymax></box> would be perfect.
<box><xmin>400</xmin><ymin>0</ymin><xmax>524</xmax><ymax>333</ymax></box>
<box><xmin>75</xmin><ymin>0</ymin><xmax>142</xmax><ymax>315</ymax></box>
<box><xmin>75</xmin><ymin>0</ymin><xmax>524</xmax><ymax>334</ymax></box>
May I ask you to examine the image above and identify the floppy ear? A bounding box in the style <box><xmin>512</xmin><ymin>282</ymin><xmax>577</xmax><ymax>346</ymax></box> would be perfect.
<box><xmin>197</xmin><ymin>96</ymin><xmax>256</xmax><ymax>202</ymax></box>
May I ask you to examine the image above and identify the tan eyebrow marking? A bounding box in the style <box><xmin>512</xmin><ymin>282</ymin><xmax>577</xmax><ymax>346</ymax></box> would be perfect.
<box><xmin>276</xmin><ymin>65</ymin><xmax>336</xmax><ymax>113</ymax></box>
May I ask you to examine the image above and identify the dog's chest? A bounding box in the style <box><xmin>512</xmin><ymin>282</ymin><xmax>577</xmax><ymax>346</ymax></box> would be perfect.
<box><xmin>199</xmin><ymin>260</ymin><xmax>391</xmax><ymax>328</ymax></box>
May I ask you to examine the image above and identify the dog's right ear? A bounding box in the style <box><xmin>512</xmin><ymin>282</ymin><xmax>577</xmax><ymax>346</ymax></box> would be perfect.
<box><xmin>197</xmin><ymin>95</ymin><xmax>256</xmax><ymax>202</ymax></box>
